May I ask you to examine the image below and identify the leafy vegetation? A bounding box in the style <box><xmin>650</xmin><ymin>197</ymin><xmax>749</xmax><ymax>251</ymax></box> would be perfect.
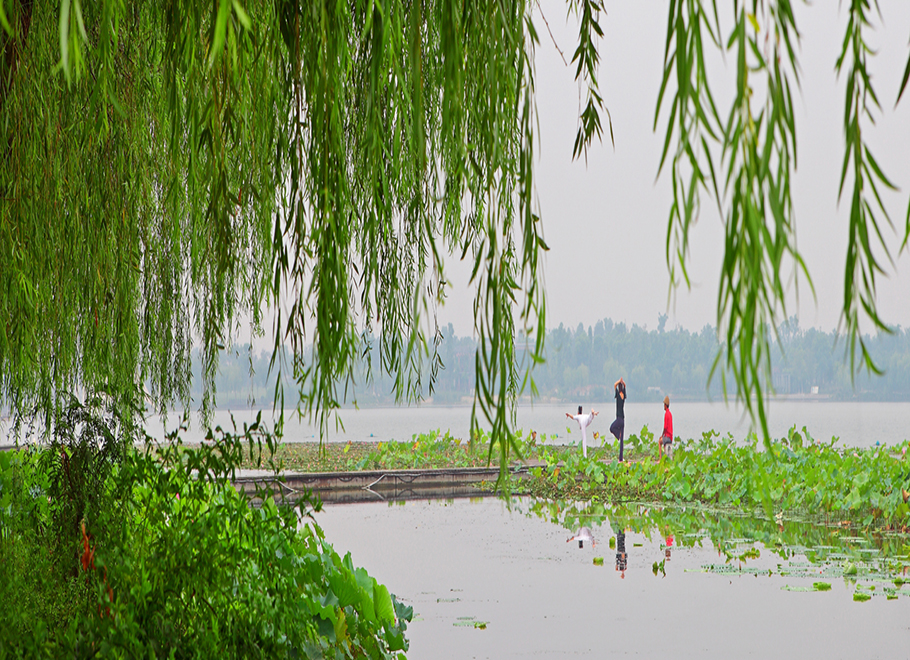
<box><xmin>0</xmin><ymin>404</ymin><xmax>411</xmax><ymax>657</ymax></box>
<box><xmin>524</xmin><ymin>425</ymin><xmax>910</xmax><ymax>529</ymax></box>
<box><xmin>1</xmin><ymin>0</ymin><xmax>564</xmax><ymax>472</ymax></box>
<box><xmin>2</xmin><ymin>1</ymin><xmax>910</xmax><ymax>464</ymax></box>
<box><xmin>5</xmin><ymin>1</ymin><xmax>910</xmax><ymax>653</ymax></box>
<box><xmin>656</xmin><ymin>1</ymin><xmax>910</xmax><ymax>440</ymax></box>
<box><xmin>260</xmin><ymin>422</ymin><xmax>910</xmax><ymax>531</ymax></box>
<box><xmin>227</xmin><ymin>429</ymin><xmax>507</xmax><ymax>473</ymax></box>
<box><xmin>233</xmin><ymin>421</ymin><xmax>910</xmax><ymax>532</ymax></box>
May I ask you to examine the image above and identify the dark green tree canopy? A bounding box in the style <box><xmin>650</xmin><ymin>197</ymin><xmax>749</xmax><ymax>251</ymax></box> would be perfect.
<box><xmin>1</xmin><ymin>0</ymin><xmax>908</xmax><ymax>456</ymax></box>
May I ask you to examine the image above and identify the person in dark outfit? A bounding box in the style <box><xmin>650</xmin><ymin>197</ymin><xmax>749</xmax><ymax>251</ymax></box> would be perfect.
<box><xmin>610</xmin><ymin>377</ymin><xmax>626</xmax><ymax>461</ymax></box>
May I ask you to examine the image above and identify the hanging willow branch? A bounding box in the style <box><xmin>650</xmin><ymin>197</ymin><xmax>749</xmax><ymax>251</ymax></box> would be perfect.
<box><xmin>0</xmin><ymin>0</ymin><xmax>568</xmax><ymax>474</ymax></box>
<box><xmin>835</xmin><ymin>0</ymin><xmax>900</xmax><ymax>378</ymax></box>
<box><xmin>656</xmin><ymin>0</ymin><xmax>910</xmax><ymax>444</ymax></box>
<box><xmin>1</xmin><ymin>0</ymin><xmax>908</xmax><ymax>467</ymax></box>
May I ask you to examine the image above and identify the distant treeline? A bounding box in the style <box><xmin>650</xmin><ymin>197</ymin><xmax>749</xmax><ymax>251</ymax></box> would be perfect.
<box><xmin>193</xmin><ymin>316</ymin><xmax>910</xmax><ymax>408</ymax></box>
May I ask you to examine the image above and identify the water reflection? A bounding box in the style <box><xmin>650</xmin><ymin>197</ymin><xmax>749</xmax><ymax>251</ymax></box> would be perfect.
<box><xmin>523</xmin><ymin>497</ymin><xmax>910</xmax><ymax>592</ymax></box>
<box><xmin>615</xmin><ymin>530</ymin><xmax>627</xmax><ymax>578</ymax></box>
<box><xmin>567</xmin><ymin>526</ymin><xmax>596</xmax><ymax>549</ymax></box>
<box><xmin>317</xmin><ymin>496</ymin><xmax>910</xmax><ymax>659</ymax></box>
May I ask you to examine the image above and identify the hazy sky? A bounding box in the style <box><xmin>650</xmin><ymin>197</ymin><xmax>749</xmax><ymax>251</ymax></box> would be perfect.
<box><xmin>437</xmin><ymin>0</ymin><xmax>910</xmax><ymax>337</ymax></box>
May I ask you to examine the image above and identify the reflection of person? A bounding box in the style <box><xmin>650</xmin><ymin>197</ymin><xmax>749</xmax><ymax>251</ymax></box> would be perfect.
<box><xmin>567</xmin><ymin>527</ymin><xmax>596</xmax><ymax>549</ymax></box>
<box><xmin>664</xmin><ymin>533</ymin><xmax>674</xmax><ymax>560</ymax></box>
<box><xmin>659</xmin><ymin>396</ymin><xmax>673</xmax><ymax>460</ymax></box>
<box><xmin>566</xmin><ymin>406</ymin><xmax>598</xmax><ymax>458</ymax></box>
<box><xmin>615</xmin><ymin>531</ymin><xmax>628</xmax><ymax>578</ymax></box>
<box><xmin>610</xmin><ymin>378</ymin><xmax>626</xmax><ymax>462</ymax></box>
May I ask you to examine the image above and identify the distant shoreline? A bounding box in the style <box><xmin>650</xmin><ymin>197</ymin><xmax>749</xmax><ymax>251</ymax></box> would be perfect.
<box><xmin>198</xmin><ymin>392</ymin><xmax>907</xmax><ymax>410</ymax></box>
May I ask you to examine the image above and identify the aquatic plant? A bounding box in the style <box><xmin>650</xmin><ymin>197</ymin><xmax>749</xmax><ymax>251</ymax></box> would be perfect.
<box><xmin>526</xmin><ymin>425</ymin><xmax>910</xmax><ymax>529</ymax></box>
<box><xmin>524</xmin><ymin>498</ymin><xmax>910</xmax><ymax>601</ymax></box>
<box><xmin>244</xmin><ymin>422</ymin><xmax>910</xmax><ymax>529</ymax></box>
<box><xmin>242</xmin><ymin>427</ymin><xmax>547</xmax><ymax>473</ymax></box>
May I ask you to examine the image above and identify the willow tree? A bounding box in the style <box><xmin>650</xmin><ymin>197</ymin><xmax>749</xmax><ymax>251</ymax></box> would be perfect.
<box><xmin>0</xmin><ymin>0</ymin><xmax>570</xmax><ymax>474</ymax></box>
<box><xmin>1</xmin><ymin>1</ymin><xmax>908</xmax><ymax>462</ymax></box>
<box><xmin>657</xmin><ymin>0</ymin><xmax>910</xmax><ymax>439</ymax></box>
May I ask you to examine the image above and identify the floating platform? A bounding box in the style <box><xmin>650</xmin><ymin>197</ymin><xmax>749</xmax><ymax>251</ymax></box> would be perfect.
<box><xmin>234</xmin><ymin>464</ymin><xmax>535</xmax><ymax>504</ymax></box>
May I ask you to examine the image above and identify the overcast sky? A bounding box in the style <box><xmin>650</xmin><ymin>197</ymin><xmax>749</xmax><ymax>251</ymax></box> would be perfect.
<box><xmin>437</xmin><ymin>0</ymin><xmax>910</xmax><ymax>338</ymax></box>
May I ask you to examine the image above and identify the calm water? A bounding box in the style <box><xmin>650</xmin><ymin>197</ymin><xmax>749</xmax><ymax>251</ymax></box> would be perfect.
<box><xmin>137</xmin><ymin>400</ymin><xmax>910</xmax><ymax>448</ymax></box>
<box><xmin>316</xmin><ymin>497</ymin><xmax>910</xmax><ymax>659</ymax></box>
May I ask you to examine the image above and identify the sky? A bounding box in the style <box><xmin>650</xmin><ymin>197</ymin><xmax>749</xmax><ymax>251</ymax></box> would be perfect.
<box><xmin>436</xmin><ymin>0</ymin><xmax>910</xmax><ymax>338</ymax></box>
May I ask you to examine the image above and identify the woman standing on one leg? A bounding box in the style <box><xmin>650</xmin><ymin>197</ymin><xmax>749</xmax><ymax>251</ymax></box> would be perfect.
<box><xmin>610</xmin><ymin>377</ymin><xmax>626</xmax><ymax>462</ymax></box>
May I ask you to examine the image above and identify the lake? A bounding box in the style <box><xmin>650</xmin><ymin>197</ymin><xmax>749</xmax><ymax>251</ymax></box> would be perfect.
<box><xmin>136</xmin><ymin>400</ymin><xmax>910</xmax><ymax>448</ymax></box>
<box><xmin>316</xmin><ymin>496</ymin><xmax>910</xmax><ymax>659</ymax></box>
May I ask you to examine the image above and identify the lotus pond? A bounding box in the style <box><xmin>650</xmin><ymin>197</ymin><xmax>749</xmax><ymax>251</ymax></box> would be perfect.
<box><xmin>317</xmin><ymin>495</ymin><xmax>910</xmax><ymax>659</ymax></box>
<box><xmin>255</xmin><ymin>423</ymin><xmax>910</xmax><ymax>531</ymax></box>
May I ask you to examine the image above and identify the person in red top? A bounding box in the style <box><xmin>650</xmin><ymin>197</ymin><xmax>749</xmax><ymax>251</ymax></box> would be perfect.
<box><xmin>659</xmin><ymin>395</ymin><xmax>673</xmax><ymax>460</ymax></box>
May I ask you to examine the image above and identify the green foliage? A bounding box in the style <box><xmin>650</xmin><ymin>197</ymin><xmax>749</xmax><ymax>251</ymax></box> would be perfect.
<box><xmin>652</xmin><ymin>559</ymin><xmax>666</xmax><ymax>577</ymax></box>
<box><xmin>359</xmin><ymin>429</ymin><xmax>497</xmax><ymax>471</ymax></box>
<box><xmin>229</xmin><ymin>426</ymin><xmax>552</xmax><ymax>473</ymax></box>
<box><xmin>0</xmin><ymin>410</ymin><xmax>411</xmax><ymax>657</ymax></box>
<box><xmin>658</xmin><ymin>1</ymin><xmax>807</xmax><ymax>442</ymax></box>
<box><xmin>0</xmin><ymin>0</ymin><xmax>567</xmax><ymax>474</ymax></box>
<box><xmin>569</xmin><ymin>0</ymin><xmax>612</xmax><ymax>159</ymax></box>
<box><xmin>33</xmin><ymin>395</ymin><xmax>136</xmax><ymax>575</ymax></box>
<box><xmin>835</xmin><ymin>0</ymin><xmax>903</xmax><ymax>379</ymax></box>
<box><xmin>2</xmin><ymin>0</ymin><xmax>910</xmax><ymax>487</ymax></box>
<box><xmin>527</xmin><ymin>425</ymin><xmax>910</xmax><ymax>528</ymax></box>
<box><xmin>656</xmin><ymin>1</ymin><xmax>910</xmax><ymax>444</ymax></box>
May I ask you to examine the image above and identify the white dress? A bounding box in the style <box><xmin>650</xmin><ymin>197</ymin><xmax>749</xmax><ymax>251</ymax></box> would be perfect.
<box><xmin>571</xmin><ymin>413</ymin><xmax>595</xmax><ymax>457</ymax></box>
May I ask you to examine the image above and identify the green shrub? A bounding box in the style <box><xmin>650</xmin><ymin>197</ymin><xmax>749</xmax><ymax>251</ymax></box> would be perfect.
<box><xmin>0</xmin><ymin>407</ymin><xmax>411</xmax><ymax>658</ymax></box>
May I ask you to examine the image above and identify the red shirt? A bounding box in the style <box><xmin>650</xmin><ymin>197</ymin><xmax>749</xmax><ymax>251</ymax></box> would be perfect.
<box><xmin>662</xmin><ymin>408</ymin><xmax>673</xmax><ymax>439</ymax></box>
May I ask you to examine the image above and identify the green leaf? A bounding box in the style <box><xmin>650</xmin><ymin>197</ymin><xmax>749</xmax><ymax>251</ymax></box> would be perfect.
<box><xmin>232</xmin><ymin>0</ymin><xmax>252</xmax><ymax>31</ymax></box>
<box><xmin>373</xmin><ymin>583</ymin><xmax>395</xmax><ymax>623</ymax></box>
<box><xmin>59</xmin><ymin>0</ymin><xmax>72</xmax><ymax>81</ymax></box>
<box><xmin>328</xmin><ymin>569</ymin><xmax>361</xmax><ymax>609</ymax></box>
<box><xmin>210</xmin><ymin>0</ymin><xmax>231</xmax><ymax>67</ymax></box>
<box><xmin>0</xmin><ymin>1</ymin><xmax>11</xmax><ymax>36</ymax></box>
<box><xmin>747</xmin><ymin>13</ymin><xmax>760</xmax><ymax>33</ymax></box>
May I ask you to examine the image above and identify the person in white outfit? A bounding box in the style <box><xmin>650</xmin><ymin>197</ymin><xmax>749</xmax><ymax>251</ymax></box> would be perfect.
<box><xmin>565</xmin><ymin>405</ymin><xmax>598</xmax><ymax>457</ymax></box>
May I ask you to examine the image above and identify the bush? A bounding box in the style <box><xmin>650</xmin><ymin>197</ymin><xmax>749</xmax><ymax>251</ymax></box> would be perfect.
<box><xmin>0</xmin><ymin>405</ymin><xmax>410</xmax><ymax>658</ymax></box>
